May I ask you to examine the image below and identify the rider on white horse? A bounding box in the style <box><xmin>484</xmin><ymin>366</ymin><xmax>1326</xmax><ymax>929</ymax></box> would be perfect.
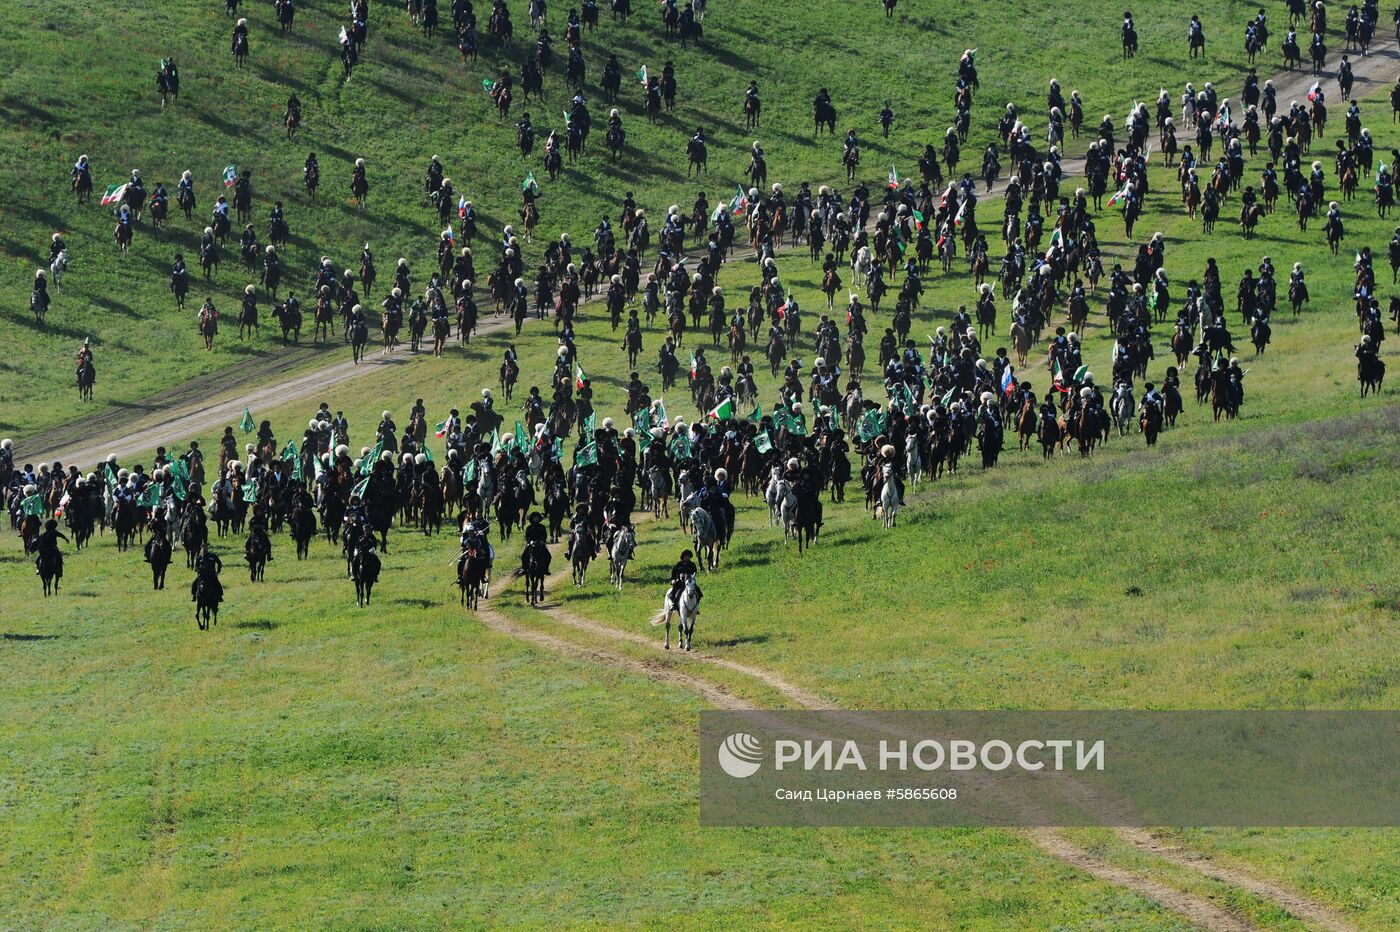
<box><xmin>666</xmin><ymin>548</ymin><xmax>700</xmax><ymax>610</ymax></box>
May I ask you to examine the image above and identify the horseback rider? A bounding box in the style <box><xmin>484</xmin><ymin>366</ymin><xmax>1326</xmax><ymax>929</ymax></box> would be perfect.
<box><xmin>190</xmin><ymin>542</ymin><xmax>223</xmax><ymax>603</ymax></box>
<box><xmin>34</xmin><ymin>519</ymin><xmax>67</xmax><ymax>578</ymax></box>
<box><xmin>75</xmin><ymin>337</ymin><xmax>93</xmax><ymax>378</ymax></box>
<box><xmin>666</xmin><ymin>548</ymin><xmax>700</xmax><ymax>610</ymax></box>
<box><xmin>458</xmin><ymin>514</ymin><xmax>493</xmax><ymax>575</ymax></box>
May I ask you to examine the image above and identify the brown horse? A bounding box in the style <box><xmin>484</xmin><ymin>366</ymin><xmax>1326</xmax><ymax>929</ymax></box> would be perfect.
<box><xmin>1014</xmin><ymin>397</ymin><xmax>1037</xmax><ymax>450</ymax></box>
<box><xmin>1010</xmin><ymin>320</ymin><xmax>1032</xmax><ymax>366</ymax></box>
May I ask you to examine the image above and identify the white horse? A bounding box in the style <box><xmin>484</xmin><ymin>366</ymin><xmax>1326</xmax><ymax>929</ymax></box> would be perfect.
<box><xmin>851</xmin><ymin>245</ymin><xmax>871</xmax><ymax>288</ymax></box>
<box><xmin>778</xmin><ymin>480</ymin><xmax>801</xmax><ymax>545</ymax></box>
<box><xmin>876</xmin><ymin>463</ymin><xmax>899</xmax><ymax>528</ymax></box>
<box><xmin>50</xmin><ymin>249</ymin><xmax>68</xmax><ymax>293</ymax></box>
<box><xmin>905</xmin><ymin>434</ymin><xmax>923</xmax><ymax>488</ymax></box>
<box><xmin>764</xmin><ymin>466</ymin><xmax>785</xmax><ymax>526</ymax></box>
<box><xmin>691</xmin><ymin>506</ymin><xmax>720</xmax><ymax>571</ymax></box>
<box><xmin>476</xmin><ymin>467</ymin><xmax>495</xmax><ymax>518</ymax></box>
<box><xmin>652</xmin><ymin>574</ymin><xmax>701</xmax><ymax>650</ymax></box>
<box><xmin>646</xmin><ymin>465</ymin><xmax>671</xmax><ymax>517</ymax></box>
<box><xmin>608</xmin><ymin>525</ymin><xmax>636</xmax><ymax>590</ymax></box>
<box><xmin>678</xmin><ymin>470</ymin><xmax>697</xmax><ymax>529</ymax></box>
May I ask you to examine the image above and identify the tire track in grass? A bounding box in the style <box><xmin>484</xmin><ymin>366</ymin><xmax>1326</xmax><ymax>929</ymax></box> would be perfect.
<box><xmin>1115</xmin><ymin>828</ymin><xmax>1358</xmax><ymax>932</ymax></box>
<box><xmin>502</xmin><ymin>535</ymin><xmax>1352</xmax><ymax>929</ymax></box>
<box><xmin>491</xmin><ymin>550</ymin><xmax>1264</xmax><ymax>929</ymax></box>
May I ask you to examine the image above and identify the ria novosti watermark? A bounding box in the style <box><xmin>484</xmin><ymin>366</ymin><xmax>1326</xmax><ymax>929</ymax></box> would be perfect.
<box><xmin>700</xmin><ymin>711</ymin><xmax>1400</xmax><ymax>827</ymax></box>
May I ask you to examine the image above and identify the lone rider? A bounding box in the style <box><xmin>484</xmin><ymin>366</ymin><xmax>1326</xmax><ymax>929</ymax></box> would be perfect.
<box><xmin>190</xmin><ymin>542</ymin><xmax>223</xmax><ymax>602</ymax></box>
<box><xmin>667</xmin><ymin>548</ymin><xmax>700</xmax><ymax>610</ymax></box>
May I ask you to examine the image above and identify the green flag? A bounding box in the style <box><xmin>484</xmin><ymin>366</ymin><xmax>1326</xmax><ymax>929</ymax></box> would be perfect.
<box><xmin>575</xmin><ymin>441</ymin><xmax>599</xmax><ymax>467</ymax></box>
<box><xmin>357</xmin><ymin>441</ymin><xmax>380</xmax><ymax>476</ymax></box>
<box><xmin>708</xmin><ymin>397</ymin><xmax>735</xmax><ymax>421</ymax></box>
<box><xmin>751</xmin><ymin>403</ymin><xmax>762</xmax><ymax>422</ymax></box>
<box><xmin>140</xmin><ymin>484</ymin><xmax>162</xmax><ymax>509</ymax></box>
<box><xmin>670</xmin><ymin>433</ymin><xmax>692</xmax><ymax>459</ymax></box>
<box><xmin>753</xmin><ymin>432</ymin><xmax>772</xmax><ymax>454</ymax></box>
<box><xmin>653</xmin><ymin>398</ymin><xmax>668</xmax><ymax>427</ymax></box>
<box><xmin>423</xmin><ymin>446</ymin><xmax>434</xmax><ymax>463</ymax></box>
<box><xmin>104</xmin><ymin>463</ymin><xmax>118</xmax><ymax>493</ymax></box>
<box><xmin>1072</xmin><ymin>364</ymin><xmax>1089</xmax><ymax>383</ymax></box>
<box><xmin>581</xmin><ymin>413</ymin><xmax>596</xmax><ymax>437</ymax></box>
<box><xmin>169</xmin><ymin>458</ymin><xmax>190</xmax><ymax>483</ymax></box>
<box><xmin>482</xmin><ymin>78</ymin><xmax>496</xmax><ymax>94</ymax></box>
<box><xmin>280</xmin><ymin>440</ymin><xmax>299</xmax><ymax>461</ymax></box>
<box><xmin>857</xmin><ymin>409</ymin><xmax>886</xmax><ymax>443</ymax></box>
<box><xmin>463</xmin><ymin>458</ymin><xmax>478</xmax><ymax>483</ymax></box>
<box><xmin>514</xmin><ymin>421</ymin><xmax>529</xmax><ymax>452</ymax></box>
<box><xmin>489</xmin><ymin>429</ymin><xmax>502</xmax><ymax>455</ymax></box>
<box><xmin>239</xmin><ymin>408</ymin><xmax>255</xmax><ymax>433</ymax></box>
<box><xmin>633</xmin><ymin>408</ymin><xmax>654</xmax><ymax>450</ymax></box>
<box><xmin>20</xmin><ymin>494</ymin><xmax>44</xmax><ymax>517</ymax></box>
<box><xmin>521</xmin><ymin>171</ymin><xmax>539</xmax><ymax>194</ymax></box>
<box><xmin>242</xmin><ymin>479</ymin><xmax>258</xmax><ymax>503</ymax></box>
<box><xmin>350</xmin><ymin>476</ymin><xmax>369</xmax><ymax>499</ymax></box>
<box><xmin>940</xmin><ymin>387</ymin><xmax>958</xmax><ymax>407</ymax></box>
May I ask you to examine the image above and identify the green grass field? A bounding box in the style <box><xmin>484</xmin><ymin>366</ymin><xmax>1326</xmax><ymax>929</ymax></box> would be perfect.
<box><xmin>3</xmin><ymin>0</ymin><xmax>1399</xmax><ymax>927</ymax></box>
<box><xmin>1</xmin><ymin>0</ymin><xmax>1278</xmax><ymax>439</ymax></box>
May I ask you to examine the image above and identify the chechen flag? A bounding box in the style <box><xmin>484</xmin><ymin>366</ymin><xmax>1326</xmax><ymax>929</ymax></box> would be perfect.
<box><xmin>728</xmin><ymin>185</ymin><xmax>747</xmax><ymax>216</ymax></box>
<box><xmin>688</xmin><ymin>353</ymin><xmax>698</xmax><ymax>379</ymax></box>
<box><xmin>575</xmin><ymin>362</ymin><xmax>587</xmax><ymax>389</ymax></box>
<box><xmin>1001</xmin><ymin>366</ymin><xmax>1017</xmax><ymax>396</ymax></box>
<box><xmin>1052</xmin><ymin>359</ymin><xmax>1068</xmax><ymax>392</ymax></box>
<box><xmin>222</xmin><ymin>164</ymin><xmax>238</xmax><ymax>187</ymax></box>
<box><xmin>954</xmin><ymin>200</ymin><xmax>967</xmax><ymax>226</ymax></box>
<box><xmin>636</xmin><ymin>64</ymin><xmax>648</xmax><ymax>85</ymax></box>
<box><xmin>100</xmin><ymin>183</ymin><xmax>129</xmax><ymax>206</ymax></box>
<box><xmin>708</xmin><ymin>397</ymin><xmax>734</xmax><ymax>421</ymax></box>
<box><xmin>887</xmin><ymin>165</ymin><xmax>899</xmax><ymax>189</ymax></box>
<box><xmin>1106</xmin><ymin>180</ymin><xmax>1131</xmax><ymax>207</ymax></box>
<box><xmin>1306</xmin><ymin>81</ymin><xmax>1321</xmax><ymax>102</ymax></box>
<box><xmin>434</xmin><ymin>419</ymin><xmax>449</xmax><ymax>438</ymax></box>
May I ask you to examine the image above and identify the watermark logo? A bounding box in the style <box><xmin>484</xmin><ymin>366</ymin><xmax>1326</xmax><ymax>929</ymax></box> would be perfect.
<box><xmin>717</xmin><ymin>732</ymin><xmax>763</xmax><ymax>778</ymax></box>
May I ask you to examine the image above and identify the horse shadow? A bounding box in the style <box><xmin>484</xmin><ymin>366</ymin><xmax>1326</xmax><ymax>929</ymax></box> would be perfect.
<box><xmin>362</xmin><ymin>77</ymin><xmax>425</xmax><ymax>107</ymax></box>
<box><xmin>196</xmin><ymin>108</ymin><xmax>249</xmax><ymax>138</ymax></box>
<box><xmin>0</xmin><ymin>237</ymin><xmax>43</xmax><ymax>266</ymax></box>
<box><xmin>0</xmin><ymin>95</ymin><xmax>59</xmax><ymax>126</ymax></box>
<box><xmin>708</xmin><ymin>634</ymin><xmax>769</xmax><ymax>647</ymax></box>
<box><xmin>393</xmin><ymin>597</ymin><xmax>435</xmax><ymax>608</ymax></box>
<box><xmin>254</xmin><ymin>64</ymin><xmax>314</xmax><ymax>96</ymax></box>
<box><xmin>11</xmin><ymin>316</ymin><xmax>87</xmax><ymax>339</ymax></box>
<box><xmin>235</xmin><ymin>620</ymin><xmax>278</xmax><ymax>630</ymax></box>
<box><xmin>90</xmin><ymin>294</ymin><xmax>141</xmax><ymax>319</ymax></box>
<box><xmin>2</xmin><ymin>633</ymin><xmax>60</xmax><ymax>641</ymax></box>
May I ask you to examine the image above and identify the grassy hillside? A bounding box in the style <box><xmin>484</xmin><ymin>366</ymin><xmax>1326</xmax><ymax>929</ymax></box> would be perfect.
<box><xmin>3</xmin><ymin>0</ymin><xmax>1400</xmax><ymax>927</ymax></box>
<box><xmin>1</xmin><ymin>0</ymin><xmax>1270</xmax><ymax>438</ymax></box>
